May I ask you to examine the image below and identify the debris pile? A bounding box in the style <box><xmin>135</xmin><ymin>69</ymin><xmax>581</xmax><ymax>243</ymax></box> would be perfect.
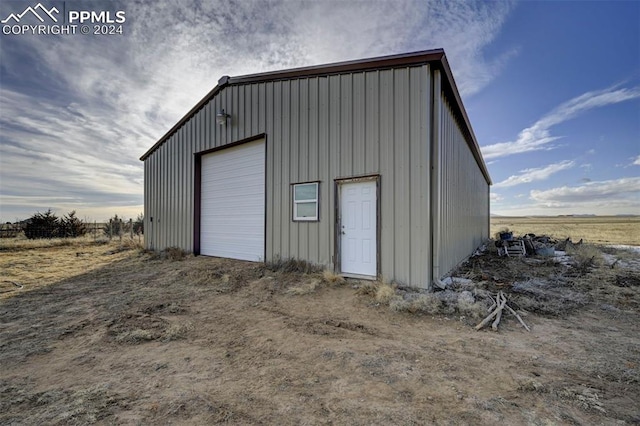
<box><xmin>494</xmin><ymin>229</ymin><xmax>582</xmax><ymax>258</ymax></box>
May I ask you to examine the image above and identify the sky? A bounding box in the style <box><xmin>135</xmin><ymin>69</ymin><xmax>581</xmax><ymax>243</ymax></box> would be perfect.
<box><xmin>0</xmin><ymin>0</ymin><xmax>638</xmax><ymax>223</ymax></box>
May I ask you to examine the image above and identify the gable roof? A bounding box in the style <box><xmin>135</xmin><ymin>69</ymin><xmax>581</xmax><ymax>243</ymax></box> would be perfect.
<box><xmin>139</xmin><ymin>48</ymin><xmax>491</xmax><ymax>184</ymax></box>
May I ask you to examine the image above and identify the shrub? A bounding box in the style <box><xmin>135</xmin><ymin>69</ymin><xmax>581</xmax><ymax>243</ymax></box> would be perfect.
<box><xmin>24</xmin><ymin>209</ymin><xmax>60</xmax><ymax>239</ymax></box>
<box><xmin>60</xmin><ymin>210</ymin><xmax>87</xmax><ymax>238</ymax></box>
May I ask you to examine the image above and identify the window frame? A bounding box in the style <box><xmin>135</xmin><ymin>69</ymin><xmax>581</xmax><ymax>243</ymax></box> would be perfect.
<box><xmin>292</xmin><ymin>181</ymin><xmax>320</xmax><ymax>222</ymax></box>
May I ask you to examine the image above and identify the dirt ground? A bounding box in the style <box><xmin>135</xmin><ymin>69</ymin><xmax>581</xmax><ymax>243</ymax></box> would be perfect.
<box><xmin>1</xmin><ymin>239</ymin><xmax>639</xmax><ymax>425</ymax></box>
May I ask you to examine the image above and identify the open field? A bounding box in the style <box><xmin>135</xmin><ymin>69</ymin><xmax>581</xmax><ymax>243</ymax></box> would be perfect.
<box><xmin>1</xmin><ymin>236</ymin><xmax>639</xmax><ymax>424</ymax></box>
<box><xmin>490</xmin><ymin>216</ymin><xmax>640</xmax><ymax>246</ymax></box>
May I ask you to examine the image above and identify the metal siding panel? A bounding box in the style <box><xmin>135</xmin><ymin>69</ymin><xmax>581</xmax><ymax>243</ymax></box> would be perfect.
<box><xmin>271</xmin><ymin>82</ymin><xmax>282</xmax><ymax>259</ymax></box>
<box><xmin>280</xmin><ymin>80</ymin><xmax>291</xmax><ymax>258</ymax></box>
<box><xmin>251</xmin><ymin>84</ymin><xmax>259</xmax><ymax>135</ymax></box>
<box><xmin>148</xmin><ymin>154</ymin><xmax>154</xmax><ymax>250</ymax></box>
<box><xmin>244</xmin><ymin>84</ymin><xmax>251</xmax><ymax>137</ymax></box>
<box><xmin>259</xmin><ymin>83</ymin><xmax>266</xmax><ymax>134</ymax></box>
<box><xmin>181</xmin><ymin>125</ymin><xmax>187</xmax><ymax>250</ymax></box>
<box><xmin>264</xmin><ymin>82</ymin><xmax>274</xmax><ymax>261</ymax></box>
<box><xmin>145</xmin><ymin>154</ymin><xmax>150</xmax><ymax>249</ymax></box>
<box><xmin>379</xmin><ymin>69</ymin><xmax>395</xmax><ymax>281</ymax></box>
<box><xmin>183</xmin><ymin>119</ymin><xmax>192</xmax><ymax>250</ymax></box>
<box><xmin>172</xmin><ymin>129</ymin><xmax>178</xmax><ymax>248</ymax></box>
<box><xmin>436</xmin><ymin>92</ymin><xmax>489</xmax><ymax>277</ymax></box>
<box><xmin>329</xmin><ymin>75</ymin><xmax>342</xmax><ymax>267</ymax></box>
<box><xmin>409</xmin><ymin>65</ymin><xmax>429</xmax><ymax>288</ymax></box>
<box><xmin>307</xmin><ymin>78</ymin><xmax>320</xmax><ymax>263</ymax></box>
<box><xmin>393</xmin><ymin>68</ymin><xmax>410</xmax><ymax>285</ymax></box>
<box><xmin>161</xmin><ymin>142</ymin><xmax>168</xmax><ymax>249</ymax></box>
<box><xmin>152</xmin><ymin>153</ymin><xmax>158</xmax><ymax>250</ymax></box>
<box><xmin>318</xmin><ymin>77</ymin><xmax>330</xmax><ymax>266</ymax></box>
<box><xmin>289</xmin><ymin>79</ymin><xmax>300</xmax><ymax>256</ymax></box>
<box><xmin>365</xmin><ymin>71</ymin><xmax>380</xmax><ymax>175</ymax></box>
<box><xmin>185</xmin><ymin>132</ymin><xmax>193</xmax><ymax>251</ymax></box>
<box><xmin>298</xmin><ymin>79</ymin><xmax>308</xmax><ymax>182</ymax></box>
<box><xmin>340</xmin><ymin>73</ymin><xmax>352</xmax><ymax>176</ymax></box>
<box><xmin>299</xmin><ymin>79</ymin><xmax>311</xmax><ymax>259</ymax></box>
<box><xmin>202</xmin><ymin>101</ymin><xmax>209</xmax><ymax>154</ymax></box>
<box><xmin>226</xmin><ymin>87</ymin><xmax>232</xmax><ymax>145</ymax></box>
<box><xmin>171</xmin><ymin>131</ymin><xmax>178</xmax><ymax>247</ymax></box>
<box><xmin>213</xmin><ymin>97</ymin><xmax>219</xmax><ymax>150</ymax></box>
<box><xmin>232</xmin><ymin>85</ymin><xmax>239</xmax><ymax>142</ymax></box>
<box><xmin>353</xmin><ymin>72</ymin><xmax>366</xmax><ymax>175</ymax></box>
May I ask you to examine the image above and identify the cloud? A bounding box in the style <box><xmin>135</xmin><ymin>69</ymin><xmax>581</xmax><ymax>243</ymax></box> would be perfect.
<box><xmin>481</xmin><ymin>85</ymin><xmax>640</xmax><ymax>160</ymax></box>
<box><xmin>490</xmin><ymin>192</ymin><xmax>503</xmax><ymax>203</ymax></box>
<box><xmin>0</xmin><ymin>0</ymin><xmax>513</xmax><ymax>221</ymax></box>
<box><xmin>493</xmin><ymin>160</ymin><xmax>575</xmax><ymax>188</ymax></box>
<box><xmin>633</xmin><ymin>155</ymin><xmax>640</xmax><ymax>166</ymax></box>
<box><xmin>530</xmin><ymin>177</ymin><xmax>640</xmax><ymax>206</ymax></box>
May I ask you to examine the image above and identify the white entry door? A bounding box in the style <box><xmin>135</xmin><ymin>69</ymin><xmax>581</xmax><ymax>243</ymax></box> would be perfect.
<box><xmin>340</xmin><ymin>180</ymin><xmax>377</xmax><ymax>277</ymax></box>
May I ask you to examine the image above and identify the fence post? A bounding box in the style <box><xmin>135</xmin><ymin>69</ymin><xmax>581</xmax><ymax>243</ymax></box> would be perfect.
<box><xmin>129</xmin><ymin>218</ymin><xmax>133</xmax><ymax>239</ymax></box>
<box><xmin>109</xmin><ymin>219</ymin><xmax>113</xmax><ymax>240</ymax></box>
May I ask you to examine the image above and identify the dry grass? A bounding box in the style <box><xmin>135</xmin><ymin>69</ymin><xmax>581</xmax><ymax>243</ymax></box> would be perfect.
<box><xmin>375</xmin><ymin>281</ymin><xmax>396</xmax><ymax>303</ymax></box>
<box><xmin>322</xmin><ymin>269</ymin><xmax>345</xmax><ymax>285</ymax></box>
<box><xmin>388</xmin><ymin>291</ymin><xmax>487</xmax><ymax>318</ymax></box>
<box><xmin>0</xmin><ymin>237</ymin><xmax>144</xmax><ymax>299</ymax></box>
<box><xmin>286</xmin><ymin>278</ymin><xmax>322</xmax><ymax>295</ymax></box>
<box><xmin>265</xmin><ymin>257</ymin><xmax>323</xmax><ymax>274</ymax></box>
<box><xmin>490</xmin><ymin>216</ymin><xmax>640</xmax><ymax>246</ymax></box>
<box><xmin>566</xmin><ymin>243</ymin><xmax>605</xmax><ymax>267</ymax></box>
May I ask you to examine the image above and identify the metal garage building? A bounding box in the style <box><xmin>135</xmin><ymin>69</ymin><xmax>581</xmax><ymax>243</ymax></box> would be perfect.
<box><xmin>140</xmin><ymin>49</ymin><xmax>491</xmax><ymax>289</ymax></box>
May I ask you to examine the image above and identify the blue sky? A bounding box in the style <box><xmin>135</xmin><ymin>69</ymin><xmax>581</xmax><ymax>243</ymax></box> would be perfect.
<box><xmin>0</xmin><ymin>0</ymin><xmax>638</xmax><ymax>222</ymax></box>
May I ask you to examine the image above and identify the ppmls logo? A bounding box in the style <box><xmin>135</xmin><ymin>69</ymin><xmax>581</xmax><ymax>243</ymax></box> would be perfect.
<box><xmin>1</xmin><ymin>3</ymin><xmax>59</xmax><ymax>24</ymax></box>
<box><xmin>2</xmin><ymin>2</ymin><xmax>126</xmax><ymax>36</ymax></box>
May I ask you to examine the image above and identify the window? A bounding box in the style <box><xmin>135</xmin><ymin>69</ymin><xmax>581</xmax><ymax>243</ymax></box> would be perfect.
<box><xmin>292</xmin><ymin>182</ymin><xmax>319</xmax><ymax>221</ymax></box>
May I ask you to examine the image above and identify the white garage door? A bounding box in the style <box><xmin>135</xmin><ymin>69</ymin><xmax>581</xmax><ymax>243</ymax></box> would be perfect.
<box><xmin>200</xmin><ymin>139</ymin><xmax>265</xmax><ymax>261</ymax></box>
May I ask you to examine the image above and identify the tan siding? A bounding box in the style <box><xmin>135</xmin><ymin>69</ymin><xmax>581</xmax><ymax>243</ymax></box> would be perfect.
<box><xmin>393</xmin><ymin>68</ymin><xmax>410</xmax><ymax>284</ymax></box>
<box><xmin>379</xmin><ymin>69</ymin><xmax>395</xmax><ymax>281</ymax></box>
<box><xmin>352</xmin><ymin>73</ymin><xmax>366</xmax><ymax>176</ymax></box>
<box><xmin>264</xmin><ymin>82</ymin><xmax>275</xmax><ymax>261</ymax></box>
<box><xmin>435</xmin><ymin>87</ymin><xmax>489</xmax><ymax>278</ymax></box>
<box><xmin>339</xmin><ymin>73</ymin><xmax>353</xmax><ymax>176</ymax></box>
<box><xmin>142</xmin><ymin>62</ymin><xmax>487</xmax><ymax>288</ymax></box>
<box><xmin>317</xmin><ymin>77</ymin><xmax>330</xmax><ymax>265</ymax></box>
<box><xmin>364</xmin><ymin>71</ymin><xmax>380</xmax><ymax>175</ymax></box>
<box><xmin>409</xmin><ymin>66</ymin><xmax>431</xmax><ymax>288</ymax></box>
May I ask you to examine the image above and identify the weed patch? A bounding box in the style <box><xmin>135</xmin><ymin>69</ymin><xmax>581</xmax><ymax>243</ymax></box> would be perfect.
<box><xmin>265</xmin><ymin>257</ymin><xmax>323</xmax><ymax>274</ymax></box>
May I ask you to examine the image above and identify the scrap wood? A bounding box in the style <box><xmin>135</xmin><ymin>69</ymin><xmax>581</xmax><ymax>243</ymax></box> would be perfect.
<box><xmin>492</xmin><ymin>292</ymin><xmax>507</xmax><ymax>331</ymax></box>
<box><xmin>475</xmin><ymin>291</ymin><xmax>506</xmax><ymax>331</ymax></box>
<box><xmin>487</xmin><ymin>294</ymin><xmax>497</xmax><ymax>312</ymax></box>
<box><xmin>504</xmin><ymin>303</ymin><xmax>531</xmax><ymax>332</ymax></box>
<box><xmin>476</xmin><ymin>291</ymin><xmax>530</xmax><ymax>332</ymax></box>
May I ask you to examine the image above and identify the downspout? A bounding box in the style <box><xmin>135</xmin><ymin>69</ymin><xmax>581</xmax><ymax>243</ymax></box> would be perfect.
<box><xmin>430</xmin><ymin>69</ymin><xmax>443</xmax><ymax>289</ymax></box>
